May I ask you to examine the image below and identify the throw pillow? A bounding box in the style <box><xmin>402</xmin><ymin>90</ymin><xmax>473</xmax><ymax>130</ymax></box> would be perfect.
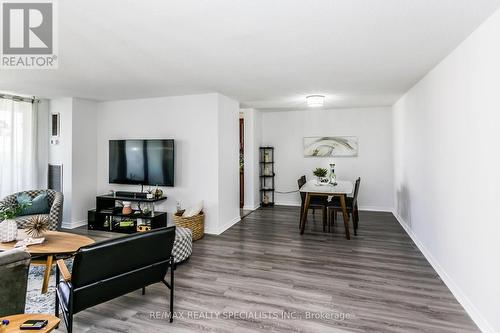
<box><xmin>16</xmin><ymin>192</ymin><xmax>50</xmax><ymax>216</ymax></box>
<box><xmin>182</xmin><ymin>201</ymin><xmax>203</xmax><ymax>218</ymax></box>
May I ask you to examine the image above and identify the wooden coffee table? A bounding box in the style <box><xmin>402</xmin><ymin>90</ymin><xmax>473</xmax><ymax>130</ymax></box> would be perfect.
<box><xmin>0</xmin><ymin>231</ymin><xmax>94</xmax><ymax>293</ymax></box>
<box><xmin>0</xmin><ymin>314</ymin><xmax>60</xmax><ymax>332</ymax></box>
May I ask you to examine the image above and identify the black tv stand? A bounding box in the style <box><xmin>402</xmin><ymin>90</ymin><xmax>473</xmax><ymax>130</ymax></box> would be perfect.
<box><xmin>88</xmin><ymin>194</ymin><xmax>168</xmax><ymax>234</ymax></box>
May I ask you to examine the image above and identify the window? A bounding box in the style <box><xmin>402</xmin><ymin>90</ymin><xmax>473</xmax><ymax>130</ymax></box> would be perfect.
<box><xmin>0</xmin><ymin>97</ymin><xmax>37</xmax><ymax>198</ymax></box>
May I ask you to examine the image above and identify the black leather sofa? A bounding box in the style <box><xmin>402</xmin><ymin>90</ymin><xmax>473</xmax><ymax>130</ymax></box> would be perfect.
<box><xmin>56</xmin><ymin>226</ymin><xmax>176</xmax><ymax>333</ymax></box>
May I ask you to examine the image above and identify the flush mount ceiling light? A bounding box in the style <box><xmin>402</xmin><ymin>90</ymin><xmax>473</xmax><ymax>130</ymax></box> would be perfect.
<box><xmin>306</xmin><ymin>95</ymin><xmax>325</xmax><ymax>107</ymax></box>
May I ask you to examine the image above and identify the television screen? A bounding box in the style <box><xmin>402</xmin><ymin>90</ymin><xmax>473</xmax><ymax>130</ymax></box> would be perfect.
<box><xmin>109</xmin><ymin>139</ymin><xmax>174</xmax><ymax>186</ymax></box>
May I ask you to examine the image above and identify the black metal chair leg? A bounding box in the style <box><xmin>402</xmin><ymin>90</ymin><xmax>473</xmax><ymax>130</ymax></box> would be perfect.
<box><xmin>327</xmin><ymin>208</ymin><xmax>331</xmax><ymax>233</ymax></box>
<box><xmin>170</xmin><ymin>259</ymin><xmax>174</xmax><ymax>323</ymax></box>
<box><xmin>142</xmin><ymin>287</ymin><xmax>146</xmax><ymax>295</ymax></box>
<box><xmin>322</xmin><ymin>207</ymin><xmax>327</xmax><ymax>232</ymax></box>
<box><xmin>55</xmin><ymin>295</ymin><xmax>59</xmax><ymax>318</ymax></box>
<box><xmin>67</xmin><ymin>313</ymin><xmax>73</xmax><ymax>333</ymax></box>
<box><xmin>55</xmin><ymin>266</ymin><xmax>60</xmax><ymax>318</ymax></box>
<box><xmin>350</xmin><ymin>213</ymin><xmax>357</xmax><ymax>236</ymax></box>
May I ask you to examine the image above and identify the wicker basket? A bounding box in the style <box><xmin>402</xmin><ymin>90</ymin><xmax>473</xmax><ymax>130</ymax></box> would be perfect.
<box><xmin>173</xmin><ymin>210</ymin><xmax>204</xmax><ymax>241</ymax></box>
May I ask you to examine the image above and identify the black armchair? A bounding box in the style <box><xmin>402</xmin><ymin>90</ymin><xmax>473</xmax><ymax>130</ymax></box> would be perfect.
<box><xmin>55</xmin><ymin>226</ymin><xmax>176</xmax><ymax>333</ymax></box>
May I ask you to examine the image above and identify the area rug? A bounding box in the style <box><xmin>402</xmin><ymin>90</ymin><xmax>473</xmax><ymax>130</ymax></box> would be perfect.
<box><xmin>25</xmin><ymin>260</ymin><xmax>72</xmax><ymax>314</ymax></box>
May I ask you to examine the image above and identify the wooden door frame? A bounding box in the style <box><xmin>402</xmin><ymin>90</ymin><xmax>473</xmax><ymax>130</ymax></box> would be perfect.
<box><xmin>239</xmin><ymin>118</ymin><xmax>244</xmax><ymax>208</ymax></box>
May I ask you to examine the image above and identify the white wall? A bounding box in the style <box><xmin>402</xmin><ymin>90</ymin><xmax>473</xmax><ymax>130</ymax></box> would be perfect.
<box><xmin>261</xmin><ymin>107</ymin><xmax>393</xmax><ymax>210</ymax></box>
<box><xmin>241</xmin><ymin>108</ymin><xmax>262</xmax><ymax>210</ymax></box>
<box><xmin>36</xmin><ymin>99</ymin><xmax>49</xmax><ymax>188</ymax></box>
<box><xmin>392</xmin><ymin>8</ymin><xmax>500</xmax><ymax>332</ymax></box>
<box><xmin>71</xmin><ymin>98</ymin><xmax>98</xmax><ymax>226</ymax></box>
<box><xmin>217</xmin><ymin>94</ymin><xmax>241</xmax><ymax>231</ymax></box>
<box><xmin>48</xmin><ymin>98</ymin><xmax>73</xmax><ymax>223</ymax></box>
<box><xmin>48</xmin><ymin>98</ymin><xmax>98</xmax><ymax>228</ymax></box>
<box><xmin>96</xmin><ymin>93</ymin><xmax>240</xmax><ymax>234</ymax></box>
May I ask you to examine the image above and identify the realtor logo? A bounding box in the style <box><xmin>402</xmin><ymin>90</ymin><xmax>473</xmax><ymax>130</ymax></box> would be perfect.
<box><xmin>1</xmin><ymin>0</ymin><xmax>58</xmax><ymax>68</ymax></box>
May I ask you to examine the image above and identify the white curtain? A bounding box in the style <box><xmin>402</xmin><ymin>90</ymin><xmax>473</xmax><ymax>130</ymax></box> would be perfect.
<box><xmin>0</xmin><ymin>98</ymin><xmax>38</xmax><ymax>198</ymax></box>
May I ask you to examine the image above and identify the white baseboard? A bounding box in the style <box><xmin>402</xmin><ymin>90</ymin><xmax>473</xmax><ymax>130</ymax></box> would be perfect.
<box><xmin>358</xmin><ymin>206</ymin><xmax>393</xmax><ymax>212</ymax></box>
<box><xmin>205</xmin><ymin>216</ymin><xmax>241</xmax><ymax>235</ymax></box>
<box><xmin>392</xmin><ymin>212</ymin><xmax>494</xmax><ymax>333</ymax></box>
<box><xmin>274</xmin><ymin>201</ymin><xmax>301</xmax><ymax>207</ymax></box>
<box><xmin>243</xmin><ymin>204</ymin><xmax>260</xmax><ymax>210</ymax></box>
<box><xmin>61</xmin><ymin>219</ymin><xmax>87</xmax><ymax>230</ymax></box>
<box><xmin>274</xmin><ymin>201</ymin><xmax>392</xmax><ymax>213</ymax></box>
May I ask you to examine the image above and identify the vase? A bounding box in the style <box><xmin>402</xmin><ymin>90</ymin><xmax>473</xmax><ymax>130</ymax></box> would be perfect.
<box><xmin>122</xmin><ymin>201</ymin><xmax>133</xmax><ymax>215</ymax></box>
<box><xmin>329</xmin><ymin>163</ymin><xmax>337</xmax><ymax>185</ymax></box>
<box><xmin>0</xmin><ymin>219</ymin><xmax>18</xmax><ymax>242</ymax></box>
<box><xmin>315</xmin><ymin>176</ymin><xmax>329</xmax><ymax>185</ymax></box>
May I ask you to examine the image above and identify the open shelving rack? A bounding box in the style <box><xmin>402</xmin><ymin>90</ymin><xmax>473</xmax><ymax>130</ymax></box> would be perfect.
<box><xmin>259</xmin><ymin>146</ymin><xmax>275</xmax><ymax>207</ymax></box>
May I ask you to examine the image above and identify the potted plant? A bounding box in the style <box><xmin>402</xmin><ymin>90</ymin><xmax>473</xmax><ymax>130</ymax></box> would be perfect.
<box><xmin>0</xmin><ymin>202</ymin><xmax>25</xmax><ymax>242</ymax></box>
<box><xmin>313</xmin><ymin>167</ymin><xmax>329</xmax><ymax>185</ymax></box>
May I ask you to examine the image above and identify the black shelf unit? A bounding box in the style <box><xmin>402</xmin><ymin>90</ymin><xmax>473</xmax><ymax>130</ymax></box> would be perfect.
<box><xmin>88</xmin><ymin>194</ymin><xmax>168</xmax><ymax>234</ymax></box>
<box><xmin>259</xmin><ymin>147</ymin><xmax>275</xmax><ymax>207</ymax></box>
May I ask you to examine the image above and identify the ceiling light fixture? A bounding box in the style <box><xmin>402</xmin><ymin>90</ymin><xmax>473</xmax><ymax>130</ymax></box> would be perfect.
<box><xmin>306</xmin><ymin>95</ymin><xmax>325</xmax><ymax>107</ymax></box>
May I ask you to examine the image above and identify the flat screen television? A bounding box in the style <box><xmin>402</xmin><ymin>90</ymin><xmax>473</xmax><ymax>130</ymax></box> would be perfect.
<box><xmin>109</xmin><ymin>139</ymin><xmax>174</xmax><ymax>186</ymax></box>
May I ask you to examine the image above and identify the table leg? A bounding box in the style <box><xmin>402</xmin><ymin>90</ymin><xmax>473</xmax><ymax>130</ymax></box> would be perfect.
<box><xmin>339</xmin><ymin>194</ymin><xmax>351</xmax><ymax>240</ymax></box>
<box><xmin>42</xmin><ymin>255</ymin><xmax>54</xmax><ymax>294</ymax></box>
<box><xmin>300</xmin><ymin>193</ymin><xmax>311</xmax><ymax>235</ymax></box>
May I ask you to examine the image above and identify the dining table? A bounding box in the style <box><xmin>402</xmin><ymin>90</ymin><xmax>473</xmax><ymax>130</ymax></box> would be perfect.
<box><xmin>299</xmin><ymin>180</ymin><xmax>354</xmax><ymax>239</ymax></box>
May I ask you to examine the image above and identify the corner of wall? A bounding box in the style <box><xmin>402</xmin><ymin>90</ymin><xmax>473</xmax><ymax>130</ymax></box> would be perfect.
<box><xmin>215</xmin><ymin>93</ymin><xmax>241</xmax><ymax>234</ymax></box>
<box><xmin>392</xmin><ymin>211</ymin><xmax>494</xmax><ymax>333</ymax></box>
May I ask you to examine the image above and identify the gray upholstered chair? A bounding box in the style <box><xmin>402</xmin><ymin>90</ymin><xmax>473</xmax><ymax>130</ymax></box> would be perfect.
<box><xmin>0</xmin><ymin>190</ymin><xmax>64</xmax><ymax>231</ymax></box>
<box><xmin>0</xmin><ymin>248</ymin><xmax>31</xmax><ymax>316</ymax></box>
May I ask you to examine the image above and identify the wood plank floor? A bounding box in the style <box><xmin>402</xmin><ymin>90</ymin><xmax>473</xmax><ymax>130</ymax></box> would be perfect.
<box><xmin>58</xmin><ymin>206</ymin><xmax>478</xmax><ymax>333</ymax></box>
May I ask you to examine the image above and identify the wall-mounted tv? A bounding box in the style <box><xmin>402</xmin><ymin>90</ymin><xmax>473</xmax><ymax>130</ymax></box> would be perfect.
<box><xmin>109</xmin><ymin>139</ymin><xmax>174</xmax><ymax>186</ymax></box>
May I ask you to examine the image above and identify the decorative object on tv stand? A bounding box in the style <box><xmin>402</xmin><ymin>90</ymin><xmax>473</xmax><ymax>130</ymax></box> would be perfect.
<box><xmin>0</xmin><ymin>202</ymin><xmax>25</xmax><ymax>242</ymax></box>
<box><xmin>141</xmin><ymin>203</ymin><xmax>152</xmax><ymax>216</ymax></box>
<box><xmin>153</xmin><ymin>186</ymin><xmax>163</xmax><ymax>199</ymax></box>
<box><xmin>304</xmin><ymin>136</ymin><xmax>358</xmax><ymax>157</ymax></box>
<box><xmin>313</xmin><ymin>167</ymin><xmax>329</xmax><ymax>185</ymax></box>
<box><xmin>25</xmin><ymin>215</ymin><xmax>49</xmax><ymax>238</ymax></box>
<box><xmin>174</xmin><ymin>201</ymin><xmax>204</xmax><ymax>241</ymax></box>
<box><xmin>329</xmin><ymin>163</ymin><xmax>337</xmax><ymax>185</ymax></box>
<box><xmin>137</xmin><ymin>224</ymin><xmax>151</xmax><ymax>232</ymax></box>
<box><xmin>122</xmin><ymin>201</ymin><xmax>132</xmax><ymax>215</ymax></box>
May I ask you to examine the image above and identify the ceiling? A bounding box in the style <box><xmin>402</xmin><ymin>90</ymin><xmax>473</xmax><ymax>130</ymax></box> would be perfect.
<box><xmin>1</xmin><ymin>0</ymin><xmax>499</xmax><ymax>111</ymax></box>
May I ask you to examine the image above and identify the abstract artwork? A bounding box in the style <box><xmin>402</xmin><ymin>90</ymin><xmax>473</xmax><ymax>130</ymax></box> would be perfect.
<box><xmin>303</xmin><ymin>136</ymin><xmax>358</xmax><ymax>157</ymax></box>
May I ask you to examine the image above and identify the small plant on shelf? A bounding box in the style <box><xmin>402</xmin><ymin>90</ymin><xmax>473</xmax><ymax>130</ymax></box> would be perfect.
<box><xmin>313</xmin><ymin>168</ymin><xmax>328</xmax><ymax>178</ymax></box>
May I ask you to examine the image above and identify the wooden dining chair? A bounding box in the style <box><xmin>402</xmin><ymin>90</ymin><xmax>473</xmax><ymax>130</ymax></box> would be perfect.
<box><xmin>297</xmin><ymin>175</ymin><xmax>328</xmax><ymax>231</ymax></box>
<box><xmin>327</xmin><ymin>177</ymin><xmax>361</xmax><ymax>236</ymax></box>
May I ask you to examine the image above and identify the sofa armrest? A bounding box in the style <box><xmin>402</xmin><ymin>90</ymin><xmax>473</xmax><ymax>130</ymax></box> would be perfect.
<box><xmin>57</xmin><ymin>259</ymin><xmax>71</xmax><ymax>282</ymax></box>
<box><xmin>49</xmin><ymin>192</ymin><xmax>64</xmax><ymax>230</ymax></box>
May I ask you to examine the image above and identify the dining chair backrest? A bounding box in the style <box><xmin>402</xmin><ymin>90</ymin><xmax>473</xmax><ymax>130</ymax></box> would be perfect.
<box><xmin>297</xmin><ymin>175</ymin><xmax>306</xmax><ymax>203</ymax></box>
<box><xmin>352</xmin><ymin>177</ymin><xmax>361</xmax><ymax>206</ymax></box>
<box><xmin>297</xmin><ymin>175</ymin><xmax>306</xmax><ymax>189</ymax></box>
